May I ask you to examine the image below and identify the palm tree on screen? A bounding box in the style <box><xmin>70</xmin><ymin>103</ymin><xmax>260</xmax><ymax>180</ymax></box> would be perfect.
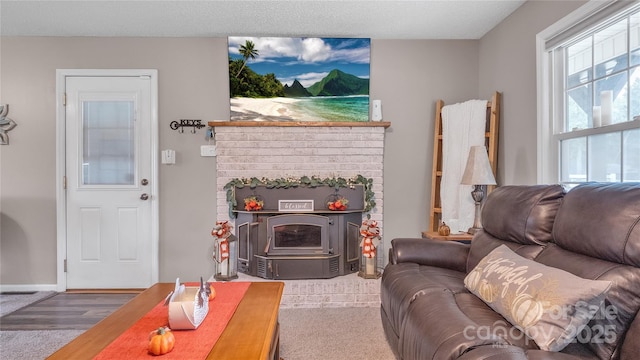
<box><xmin>235</xmin><ymin>40</ymin><xmax>259</xmax><ymax>78</ymax></box>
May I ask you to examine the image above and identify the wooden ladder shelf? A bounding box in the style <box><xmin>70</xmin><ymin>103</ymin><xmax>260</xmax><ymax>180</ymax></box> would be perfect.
<box><xmin>426</xmin><ymin>91</ymin><xmax>501</xmax><ymax>234</ymax></box>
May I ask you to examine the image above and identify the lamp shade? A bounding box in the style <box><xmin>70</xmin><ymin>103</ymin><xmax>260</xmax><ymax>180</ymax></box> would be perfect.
<box><xmin>460</xmin><ymin>146</ymin><xmax>496</xmax><ymax>185</ymax></box>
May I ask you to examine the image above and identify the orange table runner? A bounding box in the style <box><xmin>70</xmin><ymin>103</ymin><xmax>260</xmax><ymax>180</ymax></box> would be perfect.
<box><xmin>93</xmin><ymin>282</ymin><xmax>251</xmax><ymax>359</ymax></box>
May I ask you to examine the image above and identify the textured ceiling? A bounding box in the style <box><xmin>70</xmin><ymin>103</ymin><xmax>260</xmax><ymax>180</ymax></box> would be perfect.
<box><xmin>0</xmin><ymin>0</ymin><xmax>527</xmax><ymax>39</ymax></box>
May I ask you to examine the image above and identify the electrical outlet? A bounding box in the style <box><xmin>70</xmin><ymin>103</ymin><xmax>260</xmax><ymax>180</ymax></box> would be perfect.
<box><xmin>201</xmin><ymin>145</ymin><xmax>217</xmax><ymax>157</ymax></box>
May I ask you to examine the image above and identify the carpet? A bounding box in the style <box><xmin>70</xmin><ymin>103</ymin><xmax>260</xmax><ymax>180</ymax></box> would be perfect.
<box><xmin>279</xmin><ymin>307</ymin><xmax>395</xmax><ymax>360</ymax></box>
<box><xmin>0</xmin><ymin>330</ymin><xmax>85</xmax><ymax>360</ymax></box>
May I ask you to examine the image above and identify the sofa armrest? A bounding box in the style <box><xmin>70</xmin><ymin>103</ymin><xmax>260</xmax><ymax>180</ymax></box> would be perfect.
<box><xmin>389</xmin><ymin>237</ymin><xmax>470</xmax><ymax>273</ymax></box>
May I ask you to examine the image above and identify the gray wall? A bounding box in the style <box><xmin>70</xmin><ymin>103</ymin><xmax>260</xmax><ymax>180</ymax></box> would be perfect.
<box><xmin>0</xmin><ymin>37</ymin><xmax>228</xmax><ymax>285</ymax></box>
<box><xmin>479</xmin><ymin>0</ymin><xmax>585</xmax><ymax>185</ymax></box>
<box><xmin>0</xmin><ymin>1</ymin><xmax>584</xmax><ymax>287</ymax></box>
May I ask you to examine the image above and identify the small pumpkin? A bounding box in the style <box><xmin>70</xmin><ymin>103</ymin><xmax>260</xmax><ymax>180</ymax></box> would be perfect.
<box><xmin>148</xmin><ymin>326</ymin><xmax>175</xmax><ymax>356</ymax></box>
<box><xmin>438</xmin><ymin>222</ymin><xmax>451</xmax><ymax>236</ymax></box>
<box><xmin>205</xmin><ymin>282</ymin><xmax>216</xmax><ymax>301</ymax></box>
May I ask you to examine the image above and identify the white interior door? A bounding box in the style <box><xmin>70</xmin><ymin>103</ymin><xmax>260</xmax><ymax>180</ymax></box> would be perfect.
<box><xmin>64</xmin><ymin>75</ymin><xmax>156</xmax><ymax>289</ymax></box>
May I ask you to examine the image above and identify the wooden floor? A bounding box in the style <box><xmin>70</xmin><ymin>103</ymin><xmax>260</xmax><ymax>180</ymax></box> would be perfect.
<box><xmin>0</xmin><ymin>293</ymin><xmax>138</xmax><ymax>331</ymax></box>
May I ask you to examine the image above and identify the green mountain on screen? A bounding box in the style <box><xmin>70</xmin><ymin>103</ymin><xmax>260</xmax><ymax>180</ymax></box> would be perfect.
<box><xmin>307</xmin><ymin>69</ymin><xmax>369</xmax><ymax>96</ymax></box>
<box><xmin>283</xmin><ymin>79</ymin><xmax>312</xmax><ymax>97</ymax></box>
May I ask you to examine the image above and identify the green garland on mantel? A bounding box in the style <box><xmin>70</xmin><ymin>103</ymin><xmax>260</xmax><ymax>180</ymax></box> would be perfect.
<box><xmin>224</xmin><ymin>175</ymin><xmax>376</xmax><ymax>218</ymax></box>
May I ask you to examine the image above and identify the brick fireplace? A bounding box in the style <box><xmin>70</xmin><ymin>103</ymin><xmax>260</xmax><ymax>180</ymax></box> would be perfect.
<box><xmin>212</xmin><ymin>123</ymin><xmax>387</xmax><ymax>280</ymax></box>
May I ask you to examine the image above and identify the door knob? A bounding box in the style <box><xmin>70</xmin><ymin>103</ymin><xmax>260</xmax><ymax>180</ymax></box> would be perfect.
<box><xmin>140</xmin><ymin>193</ymin><xmax>149</xmax><ymax>201</ymax></box>
<box><xmin>141</xmin><ymin>179</ymin><xmax>149</xmax><ymax>186</ymax></box>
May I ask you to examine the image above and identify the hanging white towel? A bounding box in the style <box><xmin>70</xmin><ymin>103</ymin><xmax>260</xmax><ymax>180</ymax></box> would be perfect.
<box><xmin>440</xmin><ymin>99</ymin><xmax>487</xmax><ymax>233</ymax></box>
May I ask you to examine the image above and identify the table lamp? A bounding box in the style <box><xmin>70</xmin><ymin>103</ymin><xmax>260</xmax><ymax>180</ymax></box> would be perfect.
<box><xmin>460</xmin><ymin>146</ymin><xmax>496</xmax><ymax>234</ymax></box>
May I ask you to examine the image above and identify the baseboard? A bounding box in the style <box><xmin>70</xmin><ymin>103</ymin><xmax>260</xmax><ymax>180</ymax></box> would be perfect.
<box><xmin>0</xmin><ymin>284</ymin><xmax>59</xmax><ymax>292</ymax></box>
<box><xmin>65</xmin><ymin>289</ymin><xmax>144</xmax><ymax>294</ymax></box>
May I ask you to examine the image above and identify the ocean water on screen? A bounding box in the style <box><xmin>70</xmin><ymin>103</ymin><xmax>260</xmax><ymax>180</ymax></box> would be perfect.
<box><xmin>293</xmin><ymin>95</ymin><xmax>369</xmax><ymax>122</ymax></box>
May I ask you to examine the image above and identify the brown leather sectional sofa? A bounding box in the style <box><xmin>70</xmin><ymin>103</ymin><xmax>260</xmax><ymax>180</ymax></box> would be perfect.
<box><xmin>381</xmin><ymin>183</ymin><xmax>640</xmax><ymax>359</ymax></box>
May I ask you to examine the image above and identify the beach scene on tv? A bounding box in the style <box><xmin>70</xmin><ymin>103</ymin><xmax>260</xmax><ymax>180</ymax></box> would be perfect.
<box><xmin>228</xmin><ymin>36</ymin><xmax>370</xmax><ymax>122</ymax></box>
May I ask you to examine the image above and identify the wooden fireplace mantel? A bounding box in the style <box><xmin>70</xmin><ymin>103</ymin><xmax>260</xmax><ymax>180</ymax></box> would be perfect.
<box><xmin>208</xmin><ymin>121</ymin><xmax>391</xmax><ymax>128</ymax></box>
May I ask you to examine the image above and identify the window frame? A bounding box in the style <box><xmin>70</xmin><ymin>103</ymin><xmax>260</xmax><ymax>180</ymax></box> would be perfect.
<box><xmin>537</xmin><ymin>0</ymin><xmax>640</xmax><ymax>185</ymax></box>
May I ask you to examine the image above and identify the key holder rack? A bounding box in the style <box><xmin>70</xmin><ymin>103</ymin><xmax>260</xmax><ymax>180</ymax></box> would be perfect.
<box><xmin>170</xmin><ymin>119</ymin><xmax>206</xmax><ymax>134</ymax></box>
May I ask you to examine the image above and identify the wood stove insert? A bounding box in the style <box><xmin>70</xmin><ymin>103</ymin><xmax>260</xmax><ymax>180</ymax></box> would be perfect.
<box><xmin>232</xmin><ymin>185</ymin><xmax>365</xmax><ymax>279</ymax></box>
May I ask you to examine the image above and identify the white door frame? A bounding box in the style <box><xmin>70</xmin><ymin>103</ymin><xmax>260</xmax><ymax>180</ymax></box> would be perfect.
<box><xmin>55</xmin><ymin>69</ymin><xmax>159</xmax><ymax>291</ymax></box>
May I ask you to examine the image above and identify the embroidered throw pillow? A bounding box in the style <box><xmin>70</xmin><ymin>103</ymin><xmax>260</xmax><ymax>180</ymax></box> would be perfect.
<box><xmin>464</xmin><ymin>245</ymin><xmax>612</xmax><ymax>352</ymax></box>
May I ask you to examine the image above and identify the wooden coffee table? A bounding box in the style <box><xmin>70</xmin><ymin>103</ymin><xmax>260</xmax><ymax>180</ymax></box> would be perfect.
<box><xmin>47</xmin><ymin>281</ymin><xmax>284</xmax><ymax>360</ymax></box>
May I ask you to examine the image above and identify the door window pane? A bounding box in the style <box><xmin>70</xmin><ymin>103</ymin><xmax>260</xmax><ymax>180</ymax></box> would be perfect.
<box><xmin>588</xmin><ymin>133</ymin><xmax>621</xmax><ymax>182</ymax></box>
<box><xmin>82</xmin><ymin>101</ymin><xmax>135</xmax><ymax>185</ymax></box>
<box><xmin>623</xmin><ymin>129</ymin><xmax>640</xmax><ymax>181</ymax></box>
<box><xmin>561</xmin><ymin>137</ymin><xmax>586</xmax><ymax>183</ymax></box>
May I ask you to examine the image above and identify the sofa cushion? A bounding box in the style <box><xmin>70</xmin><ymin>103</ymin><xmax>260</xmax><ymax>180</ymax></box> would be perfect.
<box><xmin>456</xmin><ymin>344</ymin><xmax>600</xmax><ymax>360</ymax></box>
<box><xmin>467</xmin><ymin>231</ymin><xmax>546</xmax><ymax>271</ymax></box>
<box><xmin>380</xmin><ymin>262</ymin><xmax>467</xmax><ymax>334</ymax></box>
<box><xmin>548</xmin><ymin>182</ymin><xmax>640</xmax><ymax>360</ymax></box>
<box><xmin>464</xmin><ymin>245</ymin><xmax>612</xmax><ymax>352</ymax></box>
<box><xmin>552</xmin><ymin>182</ymin><xmax>640</xmax><ymax>268</ymax></box>
<box><xmin>536</xmin><ymin>243</ymin><xmax>640</xmax><ymax>360</ymax></box>
<box><xmin>398</xmin><ymin>290</ymin><xmax>512</xmax><ymax>359</ymax></box>
<box><xmin>481</xmin><ymin>184</ymin><xmax>565</xmax><ymax>245</ymax></box>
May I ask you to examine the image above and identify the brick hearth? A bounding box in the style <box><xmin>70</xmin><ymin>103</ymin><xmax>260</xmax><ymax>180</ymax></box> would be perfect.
<box><xmin>209</xmin><ymin>272</ymin><xmax>381</xmax><ymax>308</ymax></box>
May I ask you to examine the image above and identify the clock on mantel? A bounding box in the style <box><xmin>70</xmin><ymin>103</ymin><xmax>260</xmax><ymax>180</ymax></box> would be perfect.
<box><xmin>207</xmin><ymin>121</ymin><xmax>391</xmax><ymax>128</ymax></box>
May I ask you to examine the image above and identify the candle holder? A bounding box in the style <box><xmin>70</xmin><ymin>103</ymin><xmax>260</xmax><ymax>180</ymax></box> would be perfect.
<box><xmin>358</xmin><ymin>219</ymin><xmax>381</xmax><ymax>279</ymax></box>
<box><xmin>211</xmin><ymin>220</ymin><xmax>238</xmax><ymax>281</ymax></box>
<box><xmin>214</xmin><ymin>236</ymin><xmax>238</xmax><ymax>281</ymax></box>
<box><xmin>359</xmin><ymin>242</ymin><xmax>381</xmax><ymax>279</ymax></box>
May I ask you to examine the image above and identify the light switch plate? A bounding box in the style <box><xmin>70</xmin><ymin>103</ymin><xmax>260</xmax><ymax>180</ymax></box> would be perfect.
<box><xmin>201</xmin><ymin>145</ymin><xmax>217</xmax><ymax>157</ymax></box>
<box><xmin>161</xmin><ymin>149</ymin><xmax>175</xmax><ymax>164</ymax></box>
